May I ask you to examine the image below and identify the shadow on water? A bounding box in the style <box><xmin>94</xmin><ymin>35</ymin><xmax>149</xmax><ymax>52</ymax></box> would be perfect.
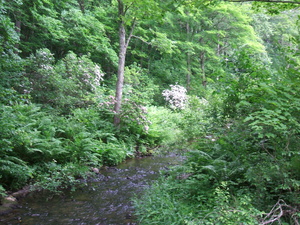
<box><xmin>0</xmin><ymin>151</ymin><xmax>184</xmax><ymax>225</ymax></box>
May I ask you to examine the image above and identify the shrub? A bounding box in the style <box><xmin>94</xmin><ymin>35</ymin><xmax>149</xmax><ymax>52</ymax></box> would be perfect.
<box><xmin>162</xmin><ymin>84</ymin><xmax>188</xmax><ymax>110</ymax></box>
<box><xmin>0</xmin><ymin>156</ymin><xmax>33</xmax><ymax>190</ymax></box>
<box><xmin>145</xmin><ymin>106</ymin><xmax>182</xmax><ymax>146</ymax></box>
<box><xmin>25</xmin><ymin>49</ymin><xmax>105</xmax><ymax>111</ymax></box>
<box><xmin>100</xmin><ymin>141</ymin><xmax>133</xmax><ymax>166</ymax></box>
<box><xmin>32</xmin><ymin>162</ymin><xmax>89</xmax><ymax>193</ymax></box>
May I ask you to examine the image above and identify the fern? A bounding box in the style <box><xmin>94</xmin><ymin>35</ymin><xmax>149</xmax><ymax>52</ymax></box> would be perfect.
<box><xmin>0</xmin><ymin>156</ymin><xmax>32</xmax><ymax>189</ymax></box>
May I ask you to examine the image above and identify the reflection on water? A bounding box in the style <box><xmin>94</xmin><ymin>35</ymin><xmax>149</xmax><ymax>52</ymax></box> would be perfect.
<box><xmin>0</xmin><ymin>152</ymin><xmax>183</xmax><ymax>225</ymax></box>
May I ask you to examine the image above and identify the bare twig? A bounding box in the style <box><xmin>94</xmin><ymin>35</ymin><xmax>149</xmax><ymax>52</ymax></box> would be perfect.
<box><xmin>260</xmin><ymin>199</ymin><xmax>299</xmax><ymax>225</ymax></box>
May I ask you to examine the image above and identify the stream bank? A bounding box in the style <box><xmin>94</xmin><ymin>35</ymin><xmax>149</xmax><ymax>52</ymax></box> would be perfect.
<box><xmin>0</xmin><ymin>151</ymin><xmax>184</xmax><ymax>225</ymax></box>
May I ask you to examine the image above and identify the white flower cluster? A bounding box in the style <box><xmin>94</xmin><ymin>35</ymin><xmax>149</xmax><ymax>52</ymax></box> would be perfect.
<box><xmin>162</xmin><ymin>84</ymin><xmax>188</xmax><ymax>110</ymax></box>
<box><xmin>40</xmin><ymin>64</ymin><xmax>53</xmax><ymax>70</ymax></box>
<box><xmin>35</xmin><ymin>49</ymin><xmax>54</xmax><ymax>65</ymax></box>
<box><xmin>31</xmin><ymin>49</ymin><xmax>55</xmax><ymax>72</ymax></box>
<box><xmin>78</xmin><ymin>61</ymin><xmax>104</xmax><ymax>91</ymax></box>
<box><xmin>37</xmin><ymin>50</ymin><xmax>54</xmax><ymax>61</ymax></box>
<box><xmin>93</xmin><ymin>65</ymin><xmax>104</xmax><ymax>87</ymax></box>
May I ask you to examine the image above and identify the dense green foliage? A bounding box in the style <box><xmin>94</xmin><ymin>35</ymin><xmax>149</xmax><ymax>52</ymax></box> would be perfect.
<box><xmin>133</xmin><ymin>3</ymin><xmax>300</xmax><ymax>225</ymax></box>
<box><xmin>1</xmin><ymin>0</ymin><xmax>299</xmax><ymax>223</ymax></box>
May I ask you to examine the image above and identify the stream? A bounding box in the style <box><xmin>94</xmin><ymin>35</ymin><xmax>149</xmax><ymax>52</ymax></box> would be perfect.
<box><xmin>0</xmin><ymin>151</ymin><xmax>184</xmax><ymax>225</ymax></box>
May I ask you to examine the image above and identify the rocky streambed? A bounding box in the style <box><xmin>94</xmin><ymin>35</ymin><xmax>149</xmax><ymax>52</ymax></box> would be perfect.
<box><xmin>0</xmin><ymin>151</ymin><xmax>184</xmax><ymax>225</ymax></box>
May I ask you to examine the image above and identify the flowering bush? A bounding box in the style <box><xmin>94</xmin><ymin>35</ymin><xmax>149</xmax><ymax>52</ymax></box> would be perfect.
<box><xmin>99</xmin><ymin>95</ymin><xmax>151</xmax><ymax>133</ymax></box>
<box><xmin>162</xmin><ymin>84</ymin><xmax>188</xmax><ymax>110</ymax></box>
<box><xmin>25</xmin><ymin>49</ymin><xmax>57</xmax><ymax>103</ymax></box>
<box><xmin>121</xmin><ymin>99</ymin><xmax>151</xmax><ymax>133</ymax></box>
<box><xmin>61</xmin><ymin>52</ymin><xmax>104</xmax><ymax>92</ymax></box>
<box><xmin>25</xmin><ymin>49</ymin><xmax>104</xmax><ymax>109</ymax></box>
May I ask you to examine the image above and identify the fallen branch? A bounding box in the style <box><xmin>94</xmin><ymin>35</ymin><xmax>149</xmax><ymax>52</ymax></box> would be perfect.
<box><xmin>260</xmin><ymin>199</ymin><xmax>299</xmax><ymax>225</ymax></box>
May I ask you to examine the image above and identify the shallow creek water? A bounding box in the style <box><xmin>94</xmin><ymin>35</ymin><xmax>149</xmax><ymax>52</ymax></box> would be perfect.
<box><xmin>1</xmin><ymin>152</ymin><xmax>184</xmax><ymax>225</ymax></box>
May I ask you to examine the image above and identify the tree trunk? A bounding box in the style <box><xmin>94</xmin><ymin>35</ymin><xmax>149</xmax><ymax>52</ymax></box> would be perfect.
<box><xmin>15</xmin><ymin>20</ymin><xmax>21</xmax><ymax>36</ymax></box>
<box><xmin>113</xmin><ymin>20</ymin><xmax>127</xmax><ymax>126</ymax></box>
<box><xmin>113</xmin><ymin>0</ymin><xmax>136</xmax><ymax>126</ymax></box>
<box><xmin>78</xmin><ymin>0</ymin><xmax>85</xmax><ymax>13</ymax></box>
<box><xmin>200</xmin><ymin>52</ymin><xmax>207</xmax><ymax>88</ymax></box>
<box><xmin>186</xmin><ymin>21</ymin><xmax>191</xmax><ymax>91</ymax></box>
<box><xmin>187</xmin><ymin>52</ymin><xmax>191</xmax><ymax>91</ymax></box>
<box><xmin>14</xmin><ymin>16</ymin><xmax>21</xmax><ymax>52</ymax></box>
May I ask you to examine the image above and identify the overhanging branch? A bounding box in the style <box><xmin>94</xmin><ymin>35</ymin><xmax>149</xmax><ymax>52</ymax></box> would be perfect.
<box><xmin>226</xmin><ymin>0</ymin><xmax>300</xmax><ymax>4</ymax></box>
<box><xmin>132</xmin><ymin>35</ymin><xmax>151</xmax><ymax>45</ymax></box>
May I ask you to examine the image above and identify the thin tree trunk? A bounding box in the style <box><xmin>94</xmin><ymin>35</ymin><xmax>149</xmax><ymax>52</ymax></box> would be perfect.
<box><xmin>186</xmin><ymin>21</ymin><xmax>191</xmax><ymax>91</ymax></box>
<box><xmin>78</xmin><ymin>0</ymin><xmax>85</xmax><ymax>13</ymax></box>
<box><xmin>113</xmin><ymin>20</ymin><xmax>126</xmax><ymax>126</ymax></box>
<box><xmin>187</xmin><ymin>52</ymin><xmax>191</xmax><ymax>91</ymax></box>
<box><xmin>15</xmin><ymin>20</ymin><xmax>21</xmax><ymax>36</ymax></box>
<box><xmin>113</xmin><ymin>0</ymin><xmax>135</xmax><ymax>126</ymax></box>
<box><xmin>200</xmin><ymin>52</ymin><xmax>207</xmax><ymax>88</ymax></box>
<box><xmin>14</xmin><ymin>19</ymin><xmax>21</xmax><ymax>52</ymax></box>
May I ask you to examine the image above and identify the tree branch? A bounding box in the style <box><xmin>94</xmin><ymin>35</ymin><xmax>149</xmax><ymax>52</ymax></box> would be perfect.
<box><xmin>124</xmin><ymin>2</ymin><xmax>134</xmax><ymax>15</ymax></box>
<box><xmin>125</xmin><ymin>17</ymin><xmax>137</xmax><ymax>48</ymax></box>
<box><xmin>260</xmin><ymin>199</ymin><xmax>299</xmax><ymax>225</ymax></box>
<box><xmin>132</xmin><ymin>35</ymin><xmax>151</xmax><ymax>45</ymax></box>
<box><xmin>226</xmin><ymin>0</ymin><xmax>300</xmax><ymax>4</ymax></box>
